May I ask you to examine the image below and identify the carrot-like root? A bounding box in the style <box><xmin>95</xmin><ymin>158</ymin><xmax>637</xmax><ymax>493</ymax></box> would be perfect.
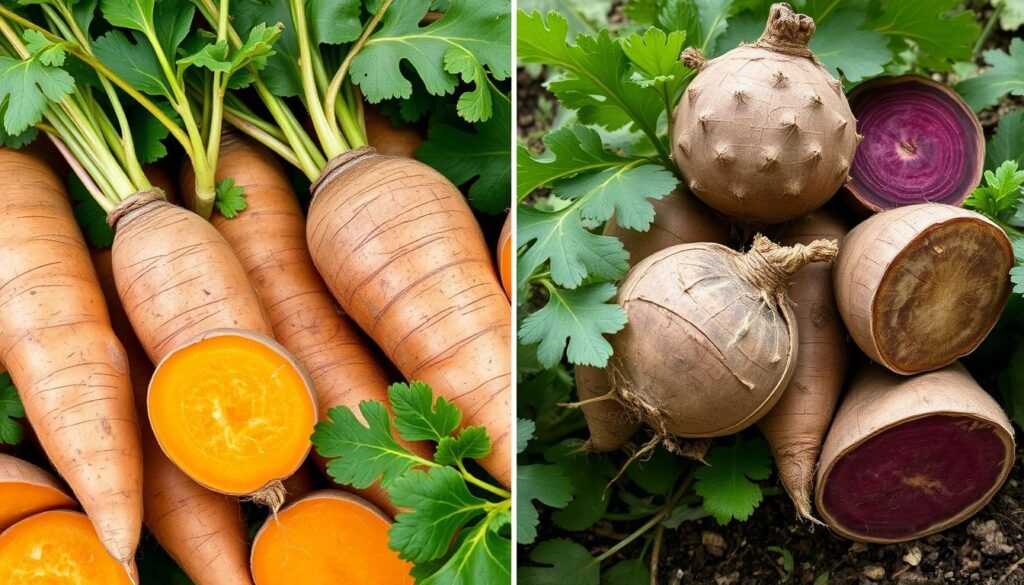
<box><xmin>0</xmin><ymin>148</ymin><xmax>142</xmax><ymax>567</ymax></box>
<box><xmin>364</xmin><ymin>104</ymin><xmax>423</xmax><ymax>158</ymax></box>
<box><xmin>0</xmin><ymin>510</ymin><xmax>135</xmax><ymax>584</ymax></box>
<box><xmin>307</xmin><ymin>148</ymin><xmax>511</xmax><ymax>487</ymax></box>
<box><xmin>757</xmin><ymin>208</ymin><xmax>849</xmax><ymax>521</ymax></box>
<box><xmin>816</xmin><ymin>362</ymin><xmax>1014</xmax><ymax>542</ymax></box>
<box><xmin>576</xmin><ymin>190</ymin><xmax>730</xmax><ymax>452</ymax></box>
<box><xmin>108</xmin><ymin>192</ymin><xmax>317</xmax><ymax>505</ymax></box>
<box><xmin>834</xmin><ymin>203</ymin><xmax>1013</xmax><ymax>374</ymax></box>
<box><xmin>94</xmin><ymin>248</ymin><xmax>254</xmax><ymax>585</ymax></box>
<box><xmin>181</xmin><ymin>134</ymin><xmax>430</xmax><ymax>515</ymax></box>
<box><xmin>498</xmin><ymin>214</ymin><xmax>512</xmax><ymax>300</ymax></box>
<box><xmin>250</xmin><ymin>490</ymin><xmax>413</xmax><ymax>585</ymax></box>
<box><xmin>0</xmin><ymin>454</ymin><xmax>75</xmax><ymax>532</ymax></box>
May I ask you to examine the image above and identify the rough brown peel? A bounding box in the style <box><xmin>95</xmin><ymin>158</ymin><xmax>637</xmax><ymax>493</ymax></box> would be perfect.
<box><xmin>834</xmin><ymin>203</ymin><xmax>1013</xmax><ymax>375</ymax></box>
<box><xmin>816</xmin><ymin>363</ymin><xmax>1014</xmax><ymax>543</ymax></box>
<box><xmin>609</xmin><ymin>235</ymin><xmax>838</xmax><ymax>443</ymax></box>
<box><xmin>757</xmin><ymin>208</ymin><xmax>848</xmax><ymax>521</ymax></box>
<box><xmin>673</xmin><ymin>3</ymin><xmax>859</xmax><ymax>223</ymax></box>
<box><xmin>575</xmin><ymin>190</ymin><xmax>729</xmax><ymax>452</ymax></box>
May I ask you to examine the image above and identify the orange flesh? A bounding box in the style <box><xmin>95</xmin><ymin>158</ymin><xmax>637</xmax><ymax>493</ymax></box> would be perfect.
<box><xmin>251</xmin><ymin>496</ymin><xmax>413</xmax><ymax>585</ymax></box>
<box><xmin>149</xmin><ymin>334</ymin><xmax>316</xmax><ymax>494</ymax></box>
<box><xmin>0</xmin><ymin>510</ymin><xmax>132</xmax><ymax>584</ymax></box>
<box><xmin>500</xmin><ymin>229</ymin><xmax>512</xmax><ymax>299</ymax></box>
<box><xmin>0</xmin><ymin>484</ymin><xmax>75</xmax><ymax>533</ymax></box>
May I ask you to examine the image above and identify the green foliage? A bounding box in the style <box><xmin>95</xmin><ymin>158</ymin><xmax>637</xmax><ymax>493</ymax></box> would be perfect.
<box><xmin>965</xmin><ymin>161</ymin><xmax>1024</xmax><ymax>225</ymax></box>
<box><xmin>517</xmin><ymin>430</ymin><xmax>573</xmax><ymax>544</ymax></box>
<box><xmin>351</xmin><ymin>0</ymin><xmax>510</xmax><ymax>123</ymax></box>
<box><xmin>68</xmin><ymin>174</ymin><xmax>115</xmax><ymax>248</ymax></box>
<box><xmin>520</xmin><ymin>539</ymin><xmax>600</xmax><ymax>584</ymax></box>
<box><xmin>312</xmin><ymin>381</ymin><xmax>510</xmax><ymax>583</ymax></box>
<box><xmin>518</xmin><ymin>282</ymin><xmax>628</xmax><ymax>368</ymax></box>
<box><xmin>695</xmin><ymin>437</ymin><xmax>773</xmax><ymax>525</ymax></box>
<box><xmin>0</xmin><ymin>53</ymin><xmax>75</xmax><ymax>134</ymax></box>
<box><xmin>957</xmin><ymin>38</ymin><xmax>1024</xmax><ymax>113</ymax></box>
<box><xmin>0</xmin><ymin>373</ymin><xmax>25</xmax><ymax>446</ymax></box>
<box><xmin>987</xmin><ymin>110</ymin><xmax>1024</xmax><ymax>172</ymax></box>
<box><xmin>214</xmin><ymin>178</ymin><xmax>247</xmax><ymax>218</ymax></box>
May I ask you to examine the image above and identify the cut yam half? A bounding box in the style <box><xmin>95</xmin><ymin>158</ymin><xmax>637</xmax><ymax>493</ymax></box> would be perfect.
<box><xmin>0</xmin><ymin>454</ymin><xmax>75</xmax><ymax>532</ymax></box>
<box><xmin>0</xmin><ymin>510</ymin><xmax>133</xmax><ymax>583</ymax></box>
<box><xmin>846</xmin><ymin>76</ymin><xmax>984</xmax><ymax>213</ymax></box>
<box><xmin>834</xmin><ymin>204</ymin><xmax>1013</xmax><ymax>374</ymax></box>
<box><xmin>816</xmin><ymin>363</ymin><xmax>1014</xmax><ymax>543</ymax></box>
<box><xmin>250</xmin><ymin>490</ymin><xmax>413</xmax><ymax>585</ymax></box>
<box><xmin>148</xmin><ymin>329</ymin><xmax>317</xmax><ymax>499</ymax></box>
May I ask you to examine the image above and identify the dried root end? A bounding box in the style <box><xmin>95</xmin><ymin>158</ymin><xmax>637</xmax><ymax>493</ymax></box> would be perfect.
<box><xmin>681</xmin><ymin>47</ymin><xmax>707</xmax><ymax>71</ymax></box>
<box><xmin>249</xmin><ymin>480</ymin><xmax>288</xmax><ymax>515</ymax></box>
<box><xmin>738</xmin><ymin>235</ymin><xmax>839</xmax><ymax>295</ymax></box>
<box><xmin>755</xmin><ymin>3</ymin><xmax>816</xmax><ymax>58</ymax></box>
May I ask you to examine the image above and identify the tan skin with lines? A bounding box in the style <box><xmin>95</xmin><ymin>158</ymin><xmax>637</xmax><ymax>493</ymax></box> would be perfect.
<box><xmin>0</xmin><ymin>148</ymin><xmax>142</xmax><ymax>570</ymax></box>
<box><xmin>94</xmin><ymin>248</ymin><xmax>254</xmax><ymax>585</ymax></box>
<box><xmin>181</xmin><ymin>134</ymin><xmax>431</xmax><ymax>515</ymax></box>
<box><xmin>307</xmin><ymin>149</ymin><xmax>512</xmax><ymax>487</ymax></box>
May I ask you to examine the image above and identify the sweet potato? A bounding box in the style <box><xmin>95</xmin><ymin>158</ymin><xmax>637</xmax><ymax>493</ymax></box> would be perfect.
<box><xmin>0</xmin><ymin>454</ymin><xmax>75</xmax><ymax>532</ymax></box>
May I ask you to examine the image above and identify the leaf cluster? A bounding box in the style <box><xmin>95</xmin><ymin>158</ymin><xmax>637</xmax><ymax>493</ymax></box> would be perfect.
<box><xmin>311</xmin><ymin>381</ymin><xmax>511</xmax><ymax>584</ymax></box>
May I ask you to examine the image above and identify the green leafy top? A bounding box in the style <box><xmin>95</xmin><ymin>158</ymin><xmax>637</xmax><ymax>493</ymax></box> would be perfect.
<box><xmin>0</xmin><ymin>373</ymin><xmax>24</xmax><ymax>446</ymax></box>
<box><xmin>965</xmin><ymin>159</ymin><xmax>1024</xmax><ymax>297</ymax></box>
<box><xmin>694</xmin><ymin>437</ymin><xmax>773</xmax><ymax>525</ymax></box>
<box><xmin>311</xmin><ymin>381</ymin><xmax>510</xmax><ymax>584</ymax></box>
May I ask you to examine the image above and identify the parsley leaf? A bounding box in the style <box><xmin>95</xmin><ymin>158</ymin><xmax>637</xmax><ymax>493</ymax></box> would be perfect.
<box><xmin>0</xmin><ymin>55</ymin><xmax>75</xmax><ymax>134</ymax></box>
<box><xmin>621</xmin><ymin>28</ymin><xmax>689</xmax><ymax>101</ymax></box>
<box><xmin>809</xmin><ymin>10</ymin><xmax>891</xmax><ymax>82</ymax></box>
<box><xmin>435</xmin><ymin>426</ymin><xmax>491</xmax><ymax>466</ymax></box>
<box><xmin>418</xmin><ymin>512</ymin><xmax>512</xmax><ymax>585</ymax></box>
<box><xmin>519</xmin><ymin>539</ymin><xmax>599</xmax><ymax>585</ymax></box>
<box><xmin>867</xmin><ymin>0</ymin><xmax>979</xmax><ymax>72</ymax></box>
<box><xmin>309</xmin><ymin>0</ymin><xmax>362</xmax><ymax>45</ymax></box>
<box><xmin>351</xmin><ymin>0</ymin><xmax>511</xmax><ymax>122</ymax></box>
<box><xmin>92</xmin><ymin>30</ymin><xmax>170</xmax><ymax>97</ymax></box>
<box><xmin>390</xmin><ymin>381</ymin><xmax>462</xmax><ymax>443</ymax></box>
<box><xmin>518</xmin><ymin>464</ymin><xmax>573</xmax><ymax>544</ymax></box>
<box><xmin>518</xmin><ymin>282</ymin><xmax>628</xmax><ymax>368</ymax></box>
<box><xmin>311</xmin><ymin>401</ymin><xmax>420</xmax><ymax>489</ymax></box>
<box><xmin>417</xmin><ymin>90</ymin><xmax>512</xmax><ymax>214</ymax></box>
<box><xmin>986</xmin><ymin>109</ymin><xmax>1024</xmax><ymax>172</ymax></box>
<box><xmin>518</xmin><ymin>126</ymin><xmax>628</xmax><ymax>201</ymax></box>
<box><xmin>694</xmin><ymin>437</ymin><xmax>773</xmax><ymax>525</ymax></box>
<box><xmin>214</xmin><ymin>178</ymin><xmax>247</xmax><ymax>218</ymax></box>
<box><xmin>965</xmin><ymin>161</ymin><xmax>1024</xmax><ymax>226</ymax></box>
<box><xmin>517</xmin><ymin>205</ymin><xmax>629</xmax><ymax>289</ymax></box>
<box><xmin>0</xmin><ymin>374</ymin><xmax>25</xmax><ymax>446</ymax></box>
<box><xmin>956</xmin><ymin>38</ymin><xmax>1024</xmax><ymax>113</ymax></box>
<box><xmin>545</xmin><ymin>439</ymin><xmax>615</xmax><ymax>531</ymax></box>
<box><xmin>389</xmin><ymin>466</ymin><xmax>490</xmax><ymax>562</ymax></box>
<box><xmin>605</xmin><ymin>559</ymin><xmax>650</xmax><ymax>585</ymax></box>
<box><xmin>517</xmin><ymin>418</ymin><xmax>536</xmax><ymax>454</ymax></box>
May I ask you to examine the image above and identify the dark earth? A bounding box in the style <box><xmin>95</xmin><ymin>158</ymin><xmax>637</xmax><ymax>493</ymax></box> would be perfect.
<box><xmin>517</xmin><ymin>4</ymin><xmax>1024</xmax><ymax>584</ymax></box>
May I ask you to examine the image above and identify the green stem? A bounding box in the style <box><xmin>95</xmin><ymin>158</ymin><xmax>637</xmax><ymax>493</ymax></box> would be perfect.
<box><xmin>325</xmin><ymin>0</ymin><xmax>393</xmax><ymax>138</ymax></box>
<box><xmin>291</xmin><ymin>0</ymin><xmax>345</xmax><ymax>158</ymax></box>
<box><xmin>222</xmin><ymin>109</ymin><xmax>302</xmax><ymax>169</ymax></box>
<box><xmin>974</xmin><ymin>3</ymin><xmax>1004</xmax><ymax>55</ymax></box>
<box><xmin>204</xmin><ymin>0</ymin><xmax>231</xmax><ymax>175</ymax></box>
<box><xmin>594</xmin><ymin>470</ymin><xmax>695</xmax><ymax>564</ymax></box>
<box><xmin>458</xmin><ymin>462</ymin><xmax>512</xmax><ymax>499</ymax></box>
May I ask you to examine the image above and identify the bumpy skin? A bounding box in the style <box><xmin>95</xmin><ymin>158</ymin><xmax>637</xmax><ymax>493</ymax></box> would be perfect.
<box><xmin>0</xmin><ymin>148</ymin><xmax>142</xmax><ymax>567</ymax></box>
<box><xmin>845</xmin><ymin>76</ymin><xmax>984</xmax><ymax>213</ymax></box>
<box><xmin>365</xmin><ymin>104</ymin><xmax>422</xmax><ymax>158</ymax></box>
<box><xmin>757</xmin><ymin>208</ymin><xmax>848</xmax><ymax>520</ymax></box>
<box><xmin>578</xmin><ymin>190</ymin><xmax>729</xmax><ymax>452</ymax></box>
<box><xmin>672</xmin><ymin>3</ymin><xmax>858</xmax><ymax>223</ymax></box>
<box><xmin>182</xmin><ymin>135</ymin><xmax>429</xmax><ymax>515</ymax></box>
<box><xmin>816</xmin><ymin>362</ymin><xmax>1014</xmax><ymax>543</ymax></box>
<box><xmin>0</xmin><ymin>453</ymin><xmax>75</xmax><ymax>532</ymax></box>
<box><xmin>609</xmin><ymin>237</ymin><xmax>836</xmax><ymax>438</ymax></box>
<box><xmin>834</xmin><ymin>204</ymin><xmax>1012</xmax><ymax>375</ymax></box>
<box><xmin>307</xmin><ymin>149</ymin><xmax>512</xmax><ymax>487</ymax></box>
<box><xmin>94</xmin><ymin>249</ymin><xmax>254</xmax><ymax>585</ymax></box>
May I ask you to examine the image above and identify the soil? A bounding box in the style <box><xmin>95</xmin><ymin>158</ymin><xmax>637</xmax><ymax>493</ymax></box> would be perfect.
<box><xmin>655</xmin><ymin>453</ymin><xmax>1024</xmax><ymax>585</ymax></box>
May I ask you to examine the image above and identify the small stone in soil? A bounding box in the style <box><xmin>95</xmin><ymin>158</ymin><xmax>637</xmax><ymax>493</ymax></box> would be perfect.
<box><xmin>968</xmin><ymin>519</ymin><xmax>1015</xmax><ymax>557</ymax></box>
<box><xmin>903</xmin><ymin>546</ymin><xmax>923</xmax><ymax>566</ymax></box>
<box><xmin>863</xmin><ymin>565</ymin><xmax>886</xmax><ymax>580</ymax></box>
<box><xmin>702</xmin><ymin>531</ymin><xmax>727</xmax><ymax>558</ymax></box>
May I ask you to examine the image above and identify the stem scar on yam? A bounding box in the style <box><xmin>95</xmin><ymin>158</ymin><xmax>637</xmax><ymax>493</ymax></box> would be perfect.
<box><xmin>571</xmin><ymin>189</ymin><xmax>729</xmax><ymax>453</ymax></box>
<box><xmin>845</xmin><ymin>76</ymin><xmax>983</xmax><ymax>214</ymax></box>
<box><xmin>306</xmin><ymin>148</ymin><xmax>512</xmax><ymax>487</ymax></box>
<box><xmin>0</xmin><ymin>511</ymin><xmax>136</xmax><ymax>584</ymax></box>
<box><xmin>834</xmin><ymin>203</ymin><xmax>1013</xmax><ymax>375</ymax></box>
<box><xmin>181</xmin><ymin>133</ymin><xmax>430</xmax><ymax>517</ymax></box>
<box><xmin>0</xmin><ymin>454</ymin><xmax>75</xmax><ymax>532</ymax></box>
<box><xmin>672</xmin><ymin>3</ymin><xmax>860</xmax><ymax>223</ymax></box>
<box><xmin>94</xmin><ymin>248</ymin><xmax>255</xmax><ymax>585</ymax></box>
<box><xmin>607</xmin><ymin>234</ymin><xmax>838</xmax><ymax>473</ymax></box>
<box><xmin>816</xmin><ymin>362</ymin><xmax>1014</xmax><ymax>543</ymax></box>
<box><xmin>250</xmin><ymin>490</ymin><xmax>413</xmax><ymax>585</ymax></box>
<box><xmin>148</xmin><ymin>330</ymin><xmax>317</xmax><ymax>507</ymax></box>
<box><xmin>0</xmin><ymin>148</ymin><xmax>142</xmax><ymax>570</ymax></box>
<box><xmin>107</xmin><ymin>191</ymin><xmax>318</xmax><ymax>509</ymax></box>
<box><xmin>757</xmin><ymin>208</ymin><xmax>849</xmax><ymax>522</ymax></box>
